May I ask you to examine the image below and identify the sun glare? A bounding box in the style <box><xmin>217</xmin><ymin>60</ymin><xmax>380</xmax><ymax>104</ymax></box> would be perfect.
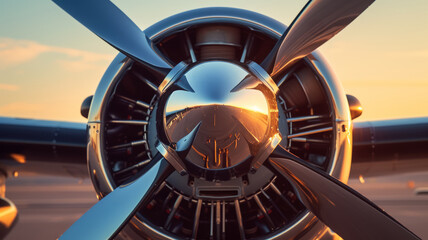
<box><xmin>248</xmin><ymin>105</ymin><xmax>264</xmax><ymax>114</ymax></box>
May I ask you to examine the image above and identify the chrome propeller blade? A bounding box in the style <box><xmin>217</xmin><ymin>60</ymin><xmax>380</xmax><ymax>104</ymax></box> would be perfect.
<box><xmin>60</xmin><ymin>155</ymin><xmax>173</xmax><ymax>240</ymax></box>
<box><xmin>262</xmin><ymin>0</ymin><xmax>374</xmax><ymax>76</ymax></box>
<box><xmin>267</xmin><ymin>147</ymin><xmax>420</xmax><ymax>240</ymax></box>
<box><xmin>53</xmin><ymin>0</ymin><xmax>172</xmax><ymax>75</ymax></box>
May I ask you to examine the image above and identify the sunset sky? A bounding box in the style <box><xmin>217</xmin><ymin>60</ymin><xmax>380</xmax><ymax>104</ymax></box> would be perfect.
<box><xmin>0</xmin><ymin>0</ymin><xmax>427</xmax><ymax>123</ymax></box>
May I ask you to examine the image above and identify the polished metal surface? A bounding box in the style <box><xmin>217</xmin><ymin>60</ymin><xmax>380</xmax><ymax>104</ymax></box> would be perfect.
<box><xmin>85</xmin><ymin>6</ymin><xmax>356</xmax><ymax>240</ymax></box>
<box><xmin>306</xmin><ymin>51</ymin><xmax>352</xmax><ymax>181</ymax></box>
<box><xmin>247</xmin><ymin>61</ymin><xmax>279</xmax><ymax>95</ymax></box>
<box><xmin>287</xmin><ymin>126</ymin><xmax>333</xmax><ymax>139</ymax></box>
<box><xmin>346</xmin><ymin>94</ymin><xmax>363</xmax><ymax>119</ymax></box>
<box><xmin>60</xmin><ymin>158</ymin><xmax>171</xmax><ymax>240</ymax></box>
<box><xmin>88</xmin><ymin>53</ymin><xmax>131</xmax><ymax>123</ymax></box>
<box><xmin>88</xmin><ymin>122</ymin><xmax>115</xmax><ymax>195</ymax></box>
<box><xmin>0</xmin><ymin>197</ymin><xmax>18</xmax><ymax>239</ymax></box>
<box><xmin>109</xmin><ymin>120</ymin><xmax>149</xmax><ymax>125</ymax></box>
<box><xmin>156</xmin><ymin>140</ymin><xmax>187</xmax><ymax>175</ymax></box>
<box><xmin>53</xmin><ymin>0</ymin><xmax>171</xmax><ymax>72</ymax></box>
<box><xmin>87</xmin><ymin>53</ymin><xmax>133</xmax><ymax>194</ymax></box>
<box><xmin>145</xmin><ymin>7</ymin><xmax>285</xmax><ymax>41</ymax></box>
<box><xmin>269</xmin><ymin>157</ymin><xmax>420</xmax><ymax>240</ymax></box>
<box><xmin>264</xmin><ymin>0</ymin><xmax>374</xmax><ymax>76</ymax></box>
<box><xmin>80</xmin><ymin>95</ymin><xmax>93</xmax><ymax>119</ymax></box>
<box><xmin>163</xmin><ymin>61</ymin><xmax>277</xmax><ymax>171</ymax></box>
<box><xmin>157</xmin><ymin>62</ymin><xmax>189</xmax><ymax>95</ymax></box>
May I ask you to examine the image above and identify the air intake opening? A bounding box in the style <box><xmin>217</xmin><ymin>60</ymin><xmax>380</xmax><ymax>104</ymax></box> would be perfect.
<box><xmin>197</xmin><ymin>187</ymin><xmax>241</xmax><ymax>199</ymax></box>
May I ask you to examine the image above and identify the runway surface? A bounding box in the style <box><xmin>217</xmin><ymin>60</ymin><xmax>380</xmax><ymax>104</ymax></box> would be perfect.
<box><xmin>167</xmin><ymin>105</ymin><xmax>268</xmax><ymax>169</ymax></box>
<box><xmin>4</xmin><ymin>171</ymin><xmax>428</xmax><ymax>239</ymax></box>
<box><xmin>5</xmin><ymin>176</ymin><xmax>97</xmax><ymax>240</ymax></box>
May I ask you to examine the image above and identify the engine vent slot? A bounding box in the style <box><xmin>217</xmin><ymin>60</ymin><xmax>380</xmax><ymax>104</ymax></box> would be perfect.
<box><xmin>197</xmin><ymin>188</ymin><xmax>241</xmax><ymax>199</ymax></box>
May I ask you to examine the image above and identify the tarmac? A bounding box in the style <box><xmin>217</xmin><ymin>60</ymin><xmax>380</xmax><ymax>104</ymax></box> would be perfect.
<box><xmin>4</xmin><ymin>171</ymin><xmax>428</xmax><ymax>239</ymax></box>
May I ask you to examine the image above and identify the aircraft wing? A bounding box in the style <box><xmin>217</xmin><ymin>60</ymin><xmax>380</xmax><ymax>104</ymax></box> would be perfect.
<box><xmin>1</xmin><ymin>116</ymin><xmax>427</xmax><ymax>179</ymax></box>
<box><xmin>351</xmin><ymin>117</ymin><xmax>428</xmax><ymax>178</ymax></box>
<box><xmin>0</xmin><ymin>117</ymin><xmax>87</xmax><ymax>178</ymax></box>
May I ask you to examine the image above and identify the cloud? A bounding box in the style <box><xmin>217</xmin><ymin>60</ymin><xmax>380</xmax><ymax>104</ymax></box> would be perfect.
<box><xmin>0</xmin><ymin>38</ymin><xmax>113</xmax><ymax>71</ymax></box>
<box><xmin>0</xmin><ymin>38</ymin><xmax>49</xmax><ymax>69</ymax></box>
<box><xmin>0</xmin><ymin>83</ymin><xmax>19</xmax><ymax>91</ymax></box>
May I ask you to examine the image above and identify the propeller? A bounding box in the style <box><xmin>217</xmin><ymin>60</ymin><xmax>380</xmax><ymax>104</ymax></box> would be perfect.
<box><xmin>266</xmin><ymin>145</ymin><xmax>420</xmax><ymax>240</ymax></box>
<box><xmin>55</xmin><ymin>0</ymin><xmax>421</xmax><ymax>239</ymax></box>
<box><xmin>52</xmin><ymin>0</ymin><xmax>172</xmax><ymax>76</ymax></box>
<box><xmin>60</xmin><ymin>112</ymin><xmax>200</xmax><ymax>239</ymax></box>
<box><xmin>60</xmin><ymin>155</ymin><xmax>173</xmax><ymax>240</ymax></box>
<box><xmin>261</xmin><ymin>0</ymin><xmax>374</xmax><ymax>76</ymax></box>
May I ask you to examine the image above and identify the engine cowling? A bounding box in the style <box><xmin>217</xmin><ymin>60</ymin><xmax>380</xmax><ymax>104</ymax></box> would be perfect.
<box><xmin>87</xmin><ymin>7</ymin><xmax>352</xmax><ymax>240</ymax></box>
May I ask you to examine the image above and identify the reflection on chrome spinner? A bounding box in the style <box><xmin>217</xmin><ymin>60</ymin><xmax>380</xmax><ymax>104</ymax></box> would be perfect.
<box><xmin>163</xmin><ymin>61</ymin><xmax>277</xmax><ymax>170</ymax></box>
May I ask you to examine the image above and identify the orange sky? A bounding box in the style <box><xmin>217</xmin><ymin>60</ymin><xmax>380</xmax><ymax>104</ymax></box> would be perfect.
<box><xmin>0</xmin><ymin>0</ymin><xmax>427</xmax><ymax>123</ymax></box>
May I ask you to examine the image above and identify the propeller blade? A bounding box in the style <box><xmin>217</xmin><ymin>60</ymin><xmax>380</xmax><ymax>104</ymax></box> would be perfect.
<box><xmin>60</xmin><ymin>156</ymin><xmax>173</xmax><ymax>240</ymax></box>
<box><xmin>267</xmin><ymin>155</ymin><xmax>420</xmax><ymax>240</ymax></box>
<box><xmin>53</xmin><ymin>0</ymin><xmax>172</xmax><ymax>74</ymax></box>
<box><xmin>262</xmin><ymin>0</ymin><xmax>374</xmax><ymax>76</ymax></box>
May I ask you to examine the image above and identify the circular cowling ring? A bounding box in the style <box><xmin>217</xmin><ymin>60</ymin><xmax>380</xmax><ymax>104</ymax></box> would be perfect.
<box><xmin>87</xmin><ymin>7</ymin><xmax>352</xmax><ymax>240</ymax></box>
